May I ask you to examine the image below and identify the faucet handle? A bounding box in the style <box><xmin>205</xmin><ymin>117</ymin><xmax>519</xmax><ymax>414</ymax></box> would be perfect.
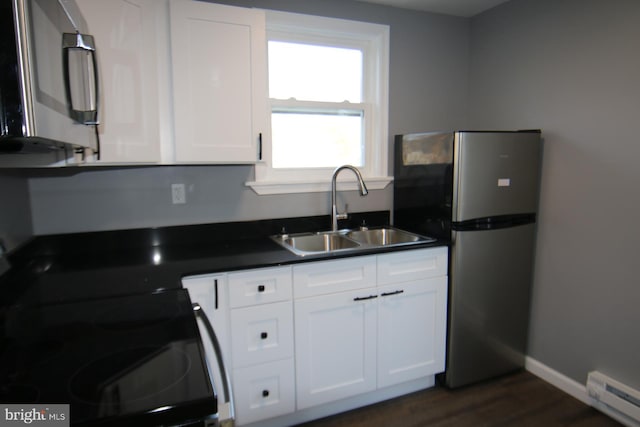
<box><xmin>336</xmin><ymin>203</ymin><xmax>349</xmax><ymax>221</ymax></box>
<box><xmin>279</xmin><ymin>226</ymin><xmax>289</xmax><ymax>239</ymax></box>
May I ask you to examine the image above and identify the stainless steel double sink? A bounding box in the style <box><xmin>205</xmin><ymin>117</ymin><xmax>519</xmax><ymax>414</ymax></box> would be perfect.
<box><xmin>271</xmin><ymin>227</ymin><xmax>436</xmax><ymax>256</ymax></box>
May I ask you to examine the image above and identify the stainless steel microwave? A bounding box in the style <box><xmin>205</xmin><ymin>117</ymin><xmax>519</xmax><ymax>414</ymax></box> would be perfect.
<box><xmin>0</xmin><ymin>0</ymin><xmax>99</xmax><ymax>156</ymax></box>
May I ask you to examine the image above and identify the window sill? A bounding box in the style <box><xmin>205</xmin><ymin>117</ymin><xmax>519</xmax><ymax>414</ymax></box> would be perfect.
<box><xmin>246</xmin><ymin>176</ymin><xmax>393</xmax><ymax>195</ymax></box>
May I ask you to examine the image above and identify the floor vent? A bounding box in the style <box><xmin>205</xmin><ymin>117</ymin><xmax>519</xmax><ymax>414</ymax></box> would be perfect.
<box><xmin>587</xmin><ymin>371</ymin><xmax>640</xmax><ymax>427</ymax></box>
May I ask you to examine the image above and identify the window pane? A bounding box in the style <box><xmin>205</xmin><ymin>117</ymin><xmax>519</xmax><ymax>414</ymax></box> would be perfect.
<box><xmin>272</xmin><ymin>112</ymin><xmax>363</xmax><ymax>168</ymax></box>
<box><xmin>268</xmin><ymin>41</ymin><xmax>362</xmax><ymax>103</ymax></box>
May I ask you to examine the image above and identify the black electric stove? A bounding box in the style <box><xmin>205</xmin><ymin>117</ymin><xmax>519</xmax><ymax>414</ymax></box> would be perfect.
<box><xmin>0</xmin><ymin>289</ymin><xmax>217</xmax><ymax>426</ymax></box>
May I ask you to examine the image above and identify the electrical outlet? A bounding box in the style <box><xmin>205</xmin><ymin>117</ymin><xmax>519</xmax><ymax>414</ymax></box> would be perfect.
<box><xmin>171</xmin><ymin>183</ymin><xmax>186</xmax><ymax>204</ymax></box>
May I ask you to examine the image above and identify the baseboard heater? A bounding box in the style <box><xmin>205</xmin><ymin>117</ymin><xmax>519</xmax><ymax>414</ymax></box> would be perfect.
<box><xmin>587</xmin><ymin>371</ymin><xmax>640</xmax><ymax>427</ymax></box>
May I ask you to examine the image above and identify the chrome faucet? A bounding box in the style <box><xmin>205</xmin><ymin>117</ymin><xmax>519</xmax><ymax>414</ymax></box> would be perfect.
<box><xmin>331</xmin><ymin>165</ymin><xmax>368</xmax><ymax>231</ymax></box>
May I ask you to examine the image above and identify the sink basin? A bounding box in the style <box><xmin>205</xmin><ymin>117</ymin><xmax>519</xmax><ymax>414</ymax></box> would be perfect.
<box><xmin>346</xmin><ymin>227</ymin><xmax>434</xmax><ymax>246</ymax></box>
<box><xmin>272</xmin><ymin>227</ymin><xmax>435</xmax><ymax>256</ymax></box>
<box><xmin>275</xmin><ymin>232</ymin><xmax>360</xmax><ymax>256</ymax></box>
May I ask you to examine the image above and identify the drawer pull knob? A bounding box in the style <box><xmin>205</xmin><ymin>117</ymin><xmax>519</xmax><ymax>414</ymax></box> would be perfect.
<box><xmin>260</xmin><ymin>332</ymin><xmax>268</xmax><ymax>339</ymax></box>
<box><xmin>258</xmin><ymin>285</ymin><xmax>266</xmax><ymax>292</ymax></box>
<box><xmin>262</xmin><ymin>390</ymin><xmax>269</xmax><ymax>397</ymax></box>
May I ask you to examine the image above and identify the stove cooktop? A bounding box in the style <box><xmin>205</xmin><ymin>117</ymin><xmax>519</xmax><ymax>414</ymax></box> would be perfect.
<box><xmin>1</xmin><ymin>289</ymin><xmax>216</xmax><ymax>426</ymax></box>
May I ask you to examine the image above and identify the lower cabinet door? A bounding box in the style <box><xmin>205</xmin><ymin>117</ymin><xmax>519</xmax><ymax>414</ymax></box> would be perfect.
<box><xmin>377</xmin><ymin>277</ymin><xmax>447</xmax><ymax>388</ymax></box>
<box><xmin>294</xmin><ymin>289</ymin><xmax>377</xmax><ymax>409</ymax></box>
<box><xmin>233</xmin><ymin>358</ymin><xmax>295</xmax><ymax>425</ymax></box>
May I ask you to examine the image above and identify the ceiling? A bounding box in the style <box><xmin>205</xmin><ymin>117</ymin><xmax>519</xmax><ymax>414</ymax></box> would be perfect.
<box><xmin>355</xmin><ymin>0</ymin><xmax>511</xmax><ymax>17</ymax></box>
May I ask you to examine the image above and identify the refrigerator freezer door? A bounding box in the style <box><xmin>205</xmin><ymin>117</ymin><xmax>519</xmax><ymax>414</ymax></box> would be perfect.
<box><xmin>445</xmin><ymin>223</ymin><xmax>536</xmax><ymax>388</ymax></box>
<box><xmin>453</xmin><ymin>132</ymin><xmax>541</xmax><ymax>222</ymax></box>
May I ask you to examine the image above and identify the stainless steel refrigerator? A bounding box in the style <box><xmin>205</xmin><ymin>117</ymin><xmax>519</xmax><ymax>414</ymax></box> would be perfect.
<box><xmin>393</xmin><ymin>130</ymin><xmax>542</xmax><ymax>388</ymax></box>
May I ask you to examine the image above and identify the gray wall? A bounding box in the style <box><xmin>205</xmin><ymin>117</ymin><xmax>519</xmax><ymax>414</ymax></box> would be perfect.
<box><xmin>0</xmin><ymin>173</ymin><xmax>33</xmax><ymax>251</ymax></box>
<box><xmin>3</xmin><ymin>0</ymin><xmax>637</xmax><ymax>400</ymax></box>
<box><xmin>469</xmin><ymin>0</ymin><xmax>640</xmax><ymax>389</ymax></box>
<box><xmin>27</xmin><ymin>0</ymin><xmax>470</xmax><ymax>235</ymax></box>
<box><xmin>29</xmin><ymin>165</ymin><xmax>386</xmax><ymax>233</ymax></box>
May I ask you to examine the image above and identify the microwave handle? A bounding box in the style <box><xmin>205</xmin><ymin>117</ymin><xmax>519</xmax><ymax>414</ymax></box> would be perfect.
<box><xmin>192</xmin><ymin>303</ymin><xmax>236</xmax><ymax>426</ymax></box>
<box><xmin>62</xmin><ymin>32</ymin><xmax>99</xmax><ymax>125</ymax></box>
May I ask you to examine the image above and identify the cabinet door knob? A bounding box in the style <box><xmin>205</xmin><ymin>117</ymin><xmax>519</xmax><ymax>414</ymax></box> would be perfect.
<box><xmin>260</xmin><ymin>332</ymin><xmax>268</xmax><ymax>339</ymax></box>
<box><xmin>258</xmin><ymin>285</ymin><xmax>265</xmax><ymax>292</ymax></box>
<box><xmin>262</xmin><ymin>389</ymin><xmax>269</xmax><ymax>398</ymax></box>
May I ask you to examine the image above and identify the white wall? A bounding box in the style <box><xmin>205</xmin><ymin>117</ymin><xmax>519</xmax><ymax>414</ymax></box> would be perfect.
<box><xmin>469</xmin><ymin>0</ymin><xmax>640</xmax><ymax>390</ymax></box>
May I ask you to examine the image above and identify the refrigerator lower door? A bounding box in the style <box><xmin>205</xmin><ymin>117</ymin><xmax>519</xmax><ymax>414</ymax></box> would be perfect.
<box><xmin>444</xmin><ymin>223</ymin><xmax>536</xmax><ymax>388</ymax></box>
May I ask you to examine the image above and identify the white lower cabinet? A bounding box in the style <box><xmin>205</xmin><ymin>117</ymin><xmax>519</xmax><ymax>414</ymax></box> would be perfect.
<box><xmin>293</xmin><ymin>247</ymin><xmax>447</xmax><ymax>410</ymax></box>
<box><xmin>181</xmin><ymin>273</ymin><xmax>230</xmax><ymax>377</ymax></box>
<box><xmin>292</xmin><ymin>255</ymin><xmax>377</xmax><ymax>298</ymax></box>
<box><xmin>182</xmin><ymin>246</ymin><xmax>448</xmax><ymax>426</ymax></box>
<box><xmin>226</xmin><ymin>267</ymin><xmax>295</xmax><ymax>425</ymax></box>
<box><xmin>233</xmin><ymin>359</ymin><xmax>296</xmax><ymax>425</ymax></box>
<box><xmin>376</xmin><ymin>247</ymin><xmax>448</xmax><ymax>389</ymax></box>
<box><xmin>230</xmin><ymin>301</ymin><xmax>294</xmax><ymax>368</ymax></box>
<box><xmin>294</xmin><ymin>287</ymin><xmax>378</xmax><ymax>409</ymax></box>
<box><xmin>377</xmin><ymin>277</ymin><xmax>447</xmax><ymax>388</ymax></box>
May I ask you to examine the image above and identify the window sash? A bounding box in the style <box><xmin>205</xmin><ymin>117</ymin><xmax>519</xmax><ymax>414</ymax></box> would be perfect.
<box><xmin>269</xmin><ymin>98</ymin><xmax>372</xmax><ymax>169</ymax></box>
<box><xmin>268</xmin><ymin>40</ymin><xmax>363</xmax><ymax>103</ymax></box>
<box><xmin>248</xmin><ymin>10</ymin><xmax>390</xmax><ymax>194</ymax></box>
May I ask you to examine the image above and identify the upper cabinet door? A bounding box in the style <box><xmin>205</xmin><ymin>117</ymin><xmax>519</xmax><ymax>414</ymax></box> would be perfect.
<box><xmin>169</xmin><ymin>0</ymin><xmax>268</xmax><ymax>163</ymax></box>
<box><xmin>77</xmin><ymin>0</ymin><xmax>164</xmax><ymax>163</ymax></box>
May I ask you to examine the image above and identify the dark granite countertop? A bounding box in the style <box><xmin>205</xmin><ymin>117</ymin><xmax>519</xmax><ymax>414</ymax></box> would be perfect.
<box><xmin>0</xmin><ymin>211</ymin><xmax>447</xmax><ymax>425</ymax></box>
<box><xmin>0</xmin><ymin>211</ymin><xmax>447</xmax><ymax>308</ymax></box>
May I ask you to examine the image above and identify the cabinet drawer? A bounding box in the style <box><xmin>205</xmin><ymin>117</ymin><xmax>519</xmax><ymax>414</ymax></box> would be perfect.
<box><xmin>228</xmin><ymin>266</ymin><xmax>292</xmax><ymax>308</ymax></box>
<box><xmin>293</xmin><ymin>256</ymin><xmax>376</xmax><ymax>298</ymax></box>
<box><xmin>377</xmin><ymin>247</ymin><xmax>447</xmax><ymax>286</ymax></box>
<box><xmin>233</xmin><ymin>358</ymin><xmax>295</xmax><ymax>425</ymax></box>
<box><xmin>230</xmin><ymin>301</ymin><xmax>294</xmax><ymax>368</ymax></box>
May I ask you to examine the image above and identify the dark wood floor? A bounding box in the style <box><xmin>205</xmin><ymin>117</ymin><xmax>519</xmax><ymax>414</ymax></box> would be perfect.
<box><xmin>297</xmin><ymin>371</ymin><xmax>621</xmax><ymax>427</ymax></box>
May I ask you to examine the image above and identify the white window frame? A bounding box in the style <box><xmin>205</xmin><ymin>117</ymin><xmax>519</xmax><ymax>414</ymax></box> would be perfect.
<box><xmin>246</xmin><ymin>10</ymin><xmax>391</xmax><ymax>195</ymax></box>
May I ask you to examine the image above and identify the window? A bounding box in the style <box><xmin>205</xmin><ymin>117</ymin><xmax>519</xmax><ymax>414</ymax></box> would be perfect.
<box><xmin>269</xmin><ymin>41</ymin><xmax>364</xmax><ymax>169</ymax></box>
<box><xmin>248</xmin><ymin>11</ymin><xmax>390</xmax><ymax>194</ymax></box>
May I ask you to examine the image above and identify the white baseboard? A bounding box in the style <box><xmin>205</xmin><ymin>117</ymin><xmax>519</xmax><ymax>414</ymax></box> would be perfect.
<box><xmin>525</xmin><ymin>356</ymin><xmax>591</xmax><ymax>405</ymax></box>
<box><xmin>525</xmin><ymin>356</ymin><xmax>640</xmax><ymax>427</ymax></box>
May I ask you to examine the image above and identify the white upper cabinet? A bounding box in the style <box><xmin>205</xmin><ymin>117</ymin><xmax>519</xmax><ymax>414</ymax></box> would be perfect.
<box><xmin>76</xmin><ymin>0</ymin><xmax>268</xmax><ymax>165</ymax></box>
<box><xmin>77</xmin><ymin>0</ymin><xmax>165</xmax><ymax>163</ymax></box>
<box><xmin>169</xmin><ymin>0</ymin><xmax>268</xmax><ymax>163</ymax></box>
